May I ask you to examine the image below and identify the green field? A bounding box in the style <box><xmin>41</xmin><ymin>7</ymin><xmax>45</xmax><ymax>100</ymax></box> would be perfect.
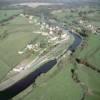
<box><xmin>51</xmin><ymin>9</ymin><xmax>79</xmax><ymax>27</ymax></box>
<box><xmin>0</xmin><ymin>10</ymin><xmax>21</xmax><ymax>21</ymax></box>
<box><xmin>13</xmin><ymin>7</ymin><xmax>100</xmax><ymax>100</ymax></box>
<box><xmin>0</xmin><ymin>6</ymin><xmax>100</xmax><ymax>100</ymax></box>
<box><xmin>13</xmin><ymin>56</ymin><xmax>82</xmax><ymax>100</ymax></box>
<box><xmin>13</xmin><ymin>33</ymin><xmax>100</xmax><ymax>100</ymax></box>
<box><xmin>75</xmin><ymin>34</ymin><xmax>100</xmax><ymax>100</ymax></box>
<box><xmin>0</xmin><ymin>10</ymin><xmax>48</xmax><ymax>81</ymax></box>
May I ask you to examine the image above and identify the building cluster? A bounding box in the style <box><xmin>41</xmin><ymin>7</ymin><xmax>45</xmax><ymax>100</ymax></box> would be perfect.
<box><xmin>26</xmin><ymin>43</ymin><xmax>40</xmax><ymax>51</ymax></box>
<box><xmin>19</xmin><ymin>13</ymin><xmax>70</xmax><ymax>55</ymax></box>
<box><xmin>20</xmin><ymin>14</ymin><xmax>39</xmax><ymax>24</ymax></box>
<box><xmin>18</xmin><ymin>43</ymin><xmax>40</xmax><ymax>55</ymax></box>
<box><xmin>86</xmin><ymin>24</ymin><xmax>96</xmax><ymax>33</ymax></box>
<box><xmin>79</xmin><ymin>20</ymin><xmax>97</xmax><ymax>33</ymax></box>
<box><xmin>40</xmin><ymin>21</ymin><xmax>69</xmax><ymax>43</ymax></box>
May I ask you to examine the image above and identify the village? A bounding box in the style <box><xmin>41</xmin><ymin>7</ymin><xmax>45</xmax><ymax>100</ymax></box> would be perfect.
<box><xmin>11</xmin><ymin>12</ymin><xmax>98</xmax><ymax>74</ymax></box>
<box><xmin>0</xmin><ymin>2</ymin><xmax>100</xmax><ymax>100</ymax></box>
<box><xmin>6</xmin><ymin>14</ymin><xmax>70</xmax><ymax>75</ymax></box>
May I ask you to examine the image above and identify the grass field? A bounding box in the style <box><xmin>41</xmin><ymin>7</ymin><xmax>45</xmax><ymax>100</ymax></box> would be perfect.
<box><xmin>13</xmin><ymin>55</ymin><xmax>82</xmax><ymax>100</ymax></box>
<box><xmin>0</xmin><ymin>10</ymin><xmax>22</xmax><ymax>21</ymax></box>
<box><xmin>77</xmin><ymin>34</ymin><xmax>100</xmax><ymax>67</ymax></box>
<box><xmin>13</xmin><ymin>7</ymin><xmax>100</xmax><ymax>100</ymax></box>
<box><xmin>51</xmin><ymin>9</ymin><xmax>79</xmax><ymax>27</ymax></box>
<box><xmin>14</xmin><ymin>35</ymin><xmax>100</xmax><ymax>100</ymax></box>
<box><xmin>0</xmin><ymin>10</ymin><xmax>48</xmax><ymax>81</ymax></box>
<box><xmin>13</xmin><ymin>34</ymin><xmax>100</xmax><ymax>100</ymax></box>
<box><xmin>0</xmin><ymin>6</ymin><xmax>100</xmax><ymax>100</ymax></box>
<box><xmin>76</xmin><ymin>34</ymin><xmax>100</xmax><ymax>100</ymax></box>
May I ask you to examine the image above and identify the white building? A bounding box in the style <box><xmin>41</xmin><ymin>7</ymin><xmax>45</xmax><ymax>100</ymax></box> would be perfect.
<box><xmin>29</xmin><ymin>16</ymin><xmax>33</xmax><ymax>20</ymax></box>
<box><xmin>29</xmin><ymin>20</ymin><xmax>33</xmax><ymax>24</ymax></box>
<box><xmin>43</xmin><ymin>22</ymin><xmax>46</xmax><ymax>25</ymax></box>
<box><xmin>20</xmin><ymin>14</ymin><xmax>25</xmax><ymax>17</ymax></box>
<box><xmin>50</xmin><ymin>37</ymin><xmax>58</xmax><ymax>41</ymax></box>
<box><xmin>67</xmin><ymin>50</ymin><xmax>72</xmax><ymax>56</ymax></box>
<box><xmin>13</xmin><ymin>67</ymin><xmax>24</xmax><ymax>72</ymax></box>
<box><xmin>49</xmin><ymin>27</ymin><xmax>53</xmax><ymax>31</ymax></box>
<box><xmin>46</xmin><ymin>24</ymin><xmax>49</xmax><ymax>29</ymax></box>
<box><xmin>87</xmin><ymin>24</ymin><xmax>92</xmax><ymax>28</ymax></box>
<box><xmin>49</xmin><ymin>30</ymin><xmax>53</xmax><ymax>35</ymax></box>
<box><xmin>34</xmin><ymin>19</ymin><xmax>37</xmax><ymax>23</ymax></box>
<box><xmin>79</xmin><ymin>20</ymin><xmax>83</xmax><ymax>24</ymax></box>
<box><xmin>27</xmin><ymin>44</ymin><xmax>33</xmax><ymax>50</ymax></box>
<box><xmin>40</xmin><ymin>25</ymin><xmax>45</xmax><ymax>30</ymax></box>
<box><xmin>18</xmin><ymin>51</ymin><xmax>24</xmax><ymax>55</ymax></box>
<box><xmin>61</xmin><ymin>34</ymin><xmax>67</xmax><ymax>39</ymax></box>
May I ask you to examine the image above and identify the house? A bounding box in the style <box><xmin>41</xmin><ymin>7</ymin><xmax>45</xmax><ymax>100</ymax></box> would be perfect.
<box><xmin>20</xmin><ymin>14</ymin><xmax>25</xmax><ymax>17</ymax></box>
<box><xmin>40</xmin><ymin>25</ymin><xmax>45</xmax><ymax>30</ymax></box>
<box><xmin>29</xmin><ymin>16</ymin><xmax>33</xmax><ymax>20</ymax></box>
<box><xmin>46</xmin><ymin>24</ymin><xmax>49</xmax><ymax>29</ymax></box>
<box><xmin>87</xmin><ymin>24</ymin><xmax>92</xmax><ymax>28</ymax></box>
<box><xmin>49</xmin><ymin>30</ymin><xmax>53</xmax><ymax>35</ymax></box>
<box><xmin>50</xmin><ymin>37</ymin><xmax>58</xmax><ymax>41</ymax></box>
<box><xmin>13</xmin><ymin>67</ymin><xmax>24</xmax><ymax>72</ymax></box>
<box><xmin>34</xmin><ymin>19</ymin><xmax>37</xmax><ymax>23</ymax></box>
<box><xmin>79</xmin><ymin>20</ymin><xmax>83</xmax><ymax>24</ymax></box>
<box><xmin>87</xmin><ymin>24</ymin><xmax>96</xmax><ymax>33</ymax></box>
<box><xmin>18</xmin><ymin>51</ymin><xmax>24</xmax><ymax>55</ymax></box>
<box><xmin>61</xmin><ymin>34</ymin><xmax>67</xmax><ymax>39</ymax></box>
<box><xmin>27</xmin><ymin>44</ymin><xmax>33</xmax><ymax>50</ymax></box>
<box><xmin>67</xmin><ymin>50</ymin><xmax>72</xmax><ymax>56</ymax></box>
<box><xmin>29</xmin><ymin>20</ymin><xmax>33</xmax><ymax>24</ymax></box>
